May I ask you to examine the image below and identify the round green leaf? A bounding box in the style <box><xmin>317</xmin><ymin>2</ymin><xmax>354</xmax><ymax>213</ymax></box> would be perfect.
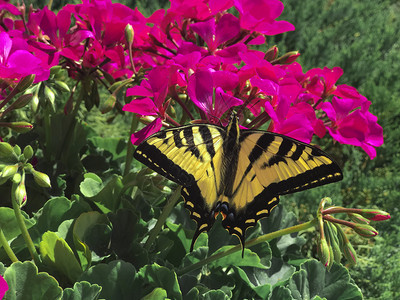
<box><xmin>3</xmin><ymin>261</ymin><xmax>62</xmax><ymax>300</ymax></box>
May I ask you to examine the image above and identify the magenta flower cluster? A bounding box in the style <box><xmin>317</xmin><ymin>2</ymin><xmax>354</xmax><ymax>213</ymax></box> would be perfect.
<box><xmin>0</xmin><ymin>0</ymin><xmax>383</xmax><ymax>158</ymax></box>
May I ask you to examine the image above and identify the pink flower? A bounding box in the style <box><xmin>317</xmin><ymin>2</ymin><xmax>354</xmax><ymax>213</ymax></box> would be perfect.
<box><xmin>0</xmin><ymin>274</ymin><xmax>8</xmax><ymax>299</ymax></box>
<box><xmin>0</xmin><ymin>32</ymin><xmax>49</xmax><ymax>82</ymax></box>
<box><xmin>187</xmin><ymin>69</ymin><xmax>242</xmax><ymax>122</ymax></box>
<box><xmin>234</xmin><ymin>0</ymin><xmax>295</xmax><ymax>35</ymax></box>
<box><xmin>321</xmin><ymin>97</ymin><xmax>384</xmax><ymax>159</ymax></box>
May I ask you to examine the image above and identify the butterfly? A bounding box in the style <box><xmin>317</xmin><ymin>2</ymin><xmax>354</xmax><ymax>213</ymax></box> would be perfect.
<box><xmin>134</xmin><ymin>112</ymin><xmax>343</xmax><ymax>255</ymax></box>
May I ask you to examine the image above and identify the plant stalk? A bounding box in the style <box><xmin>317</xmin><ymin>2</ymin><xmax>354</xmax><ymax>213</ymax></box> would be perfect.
<box><xmin>11</xmin><ymin>183</ymin><xmax>41</xmax><ymax>265</ymax></box>
<box><xmin>144</xmin><ymin>186</ymin><xmax>182</xmax><ymax>250</ymax></box>
<box><xmin>0</xmin><ymin>228</ymin><xmax>19</xmax><ymax>263</ymax></box>
<box><xmin>123</xmin><ymin>116</ymin><xmax>139</xmax><ymax>176</ymax></box>
<box><xmin>177</xmin><ymin>218</ymin><xmax>318</xmax><ymax>275</ymax></box>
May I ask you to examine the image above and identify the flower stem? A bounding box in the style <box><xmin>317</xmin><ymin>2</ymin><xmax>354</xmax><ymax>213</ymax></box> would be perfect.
<box><xmin>0</xmin><ymin>228</ymin><xmax>18</xmax><ymax>263</ymax></box>
<box><xmin>144</xmin><ymin>186</ymin><xmax>182</xmax><ymax>250</ymax></box>
<box><xmin>123</xmin><ymin>115</ymin><xmax>139</xmax><ymax>176</ymax></box>
<box><xmin>11</xmin><ymin>183</ymin><xmax>41</xmax><ymax>265</ymax></box>
<box><xmin>177</xmin><ymin>218</ymin><xmax>318</xmax><ymax>275</ymax></box>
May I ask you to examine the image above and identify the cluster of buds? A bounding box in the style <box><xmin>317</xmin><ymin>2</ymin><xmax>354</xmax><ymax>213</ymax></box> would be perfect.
<box><xmin>316</xmin><ymin>197</ymin><xmax>390</xmax><ymax>269</ymax></box>
<box><xmin>0</xmin><ymin>142</ymin><xmax>51</xmax><ymax>207</ymax></box>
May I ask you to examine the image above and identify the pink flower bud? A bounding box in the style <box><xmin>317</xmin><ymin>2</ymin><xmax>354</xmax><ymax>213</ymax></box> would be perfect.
<box><xmin>318</xmin><ymin>238</ymin><xmax>331</xmax><ymax>267</ymax></box>
<box><xmin>353</xmin><ymin>223</ymin><xmax>378</xmax><ymax>238</ymax></box>
<box><xmin>343</xmin><ymin>241</ymin><xmax>357</xmax><ymax>266</ymax></box>
<box><xmin>360</xmin><ymin>209</ymin><xmax>391</xmax><ymax>221</ymax></box>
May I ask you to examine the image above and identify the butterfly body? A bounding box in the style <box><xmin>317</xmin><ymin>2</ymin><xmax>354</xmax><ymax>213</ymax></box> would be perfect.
<box><xmin>134</xmin><ymin>113</ymin><xmax>343</xmax><ymax>254</ymax></box>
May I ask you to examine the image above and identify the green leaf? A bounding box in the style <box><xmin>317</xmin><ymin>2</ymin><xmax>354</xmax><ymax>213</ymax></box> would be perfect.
<box><xmin>209</xmin><ymin>246</ymin><xmax>268</xmax><ymax>269</ymax></box>
<box><xmin>36</xmin><ymin>197</ymin><xmax>91</xmax><ymax>235</ymax></box>
<box><xmin>269</xmin><ymin>286</ymin><xmax>293</xmax><ymax>300</ymax></box>
<box><xmin>73</xmin><ymin>211</ymin><xmax>109</xmax><ymax>270</ymax></box>
<box><xmin>61</xmin><ymin>281</ymin><xmax>102</xmax><ymax>300</ymax></box>
<box><xmin>142</xmin><ymin>288</ymin><xmax>168</xmax><ymax>300</ymax></box>
<box><xmin>80</xmin><ymin>174</ymin><xmax>124</xmax><ymax>213</ymax></box>
<box><xmin>202</xmin><ymin>290</ymin><xmax>230</xmax><ymax>300</ymax></box>
<box><xmin>0</xmin><ymin>207</ymin><xmax>35</xmax><ymax>240</ymax></box>
<box><xmin>39</xmin><ymin>231</ymin><xmax>83</xmax><ymax>283</ymax></box>
<box><xmin>88</xmin><ymin>137</ymin><xmax>127</xmax><ymax>160</ymax></box>
<box><xmin>287</xmin><ymin>260</ymin><xmax>362</xmax><ymax>300</ymax></box>
<box><xmin>80</xmin><ymin>173</ymin><xmax>103</xmax><ymax>198</ymax></box>
<box><xmin>79</xmin><ymin>260</ymin><xmax>136</xmax><ymax>299</ymax></box>
<box><xmin>136</xmin><ymin>263</ymin><xmax>182</xmax><ymax>300</ymax></box>
<box><xmin>3</xmin><ymin>261</ymin><xmax>62</xmax><ymax>300</ymax></box>
<box><xmin>234</xmin><ymin>267</ymin><xmax>271</xmax><ymax>299</ymax></box>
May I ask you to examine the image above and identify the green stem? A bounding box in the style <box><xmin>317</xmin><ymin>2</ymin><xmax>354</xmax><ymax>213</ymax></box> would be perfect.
<box><xmin>123</xmin><ymin>116</ymin><xmax>139</xmax><ymax>176</ymax></box>
<box><xmin>0</xmin><ymin>228</ymin><xmax>19</xmax><ymax>263</ymax></box>
<box><xmin>11</xmin><ymin>183</ymin><xmax>41</xmax><ymax>265</ymax></box>
<box><xmin>144</xmin><ymin>186</ymin><xmax>182</xmax><ymax>250</ymax></box>
<box><xmin>177</xmin><ymin>218</ymin><xmax>318</xmax><ymax>276</ymax></box>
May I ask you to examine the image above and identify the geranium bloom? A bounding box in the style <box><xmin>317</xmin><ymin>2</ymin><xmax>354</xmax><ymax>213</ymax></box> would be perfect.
<box><xmin>187</xmin><ymin>68</ymin><xmax>243</xmax><ymax>122</ymax></box>
<box><xmin>321</xmin><ymin>97</ymin><xmax>383</xmax><ymax>159</ymax></box>
<box><xmin>0</xmin><ymin>32</ymin><xmax>49</xmax><ymax>82</ymax></box>
<box><xmin>0</xmin><ymin>274</ymin><xmax>8</xmax><ymax>299</ymax></box>
<box><xmin>234</xmin><ymin>0</ymin><xmax>295</xmax><ymax>35</ymax></box>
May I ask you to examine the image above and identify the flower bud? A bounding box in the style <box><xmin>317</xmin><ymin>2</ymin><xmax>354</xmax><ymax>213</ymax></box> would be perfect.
<box><xmin>54</xmin><ymin>81</ymin><xmax>70</xmax><ymax>93</ymax></box>
<box><xmin>44</xmin><ymin>86</ymin><xmax>56</xmax><ymax>112</ymax></box>
<box><xmin>318</xmin><ymin>238</ymin><xmax>331</xmax><ymax>267</ymax></box>
<box><xmin>343</xmin><ymin>241</ymin><xmax>357</xmax><ymax>266</ymax></box>
<box><xmin>13</xmin><ymin>145</ymin><xmax>21</xmax><ymax>156</ymax></box>
<box><xmin>31</xmin><ymin>169</ymin><xmax>51</xmax><ymax>188</ymax></box>
<box><xmin>23</xmin><ymin>145</ymin><xmax>34</xmax><ymax>160</ymax></box>
<box><xmin>353</xmin><ymin>223</ymin><xmax>378</xmax><ymax>238</ymax></box>
<box><xmin>5</xmin><ymin>122</ymin><xmax>34</xmax><ymax>133</ymax></box>
<box><xmin>11</xmin><ymin>94</ymin><xmax>33</xmax><ymax>109</ymax></box>
<box><xmin>326</xmin><ymin>222</ymin><xmax>341</xmax><ymax>263</ymax></box>
<box><xmin>31</xmin><ymin>94</ymin><xmax>39</xmax><ymax>113</ymax></box>
<box><xmin>100</xmin><ymin>94</ymin><xmax>116</xmax><ymax>114</ymax></box>
<box><xmin>15</xmin><ymin>74</ymin><xmax>35</xmax><ymax>92</ymax></box>
<box><xmin>348</xmin><ymin>213</ymin><xmax>370</xmax><ymax>224</ymax></box>
<box><xmin>264</xmin><ymin>45</ymin><xmax>278</xmax><ymax>61</ymax></box>
<box><xmin>272</xmin><ymin>51</ymin><xmax>300</xmax><ymax>65</ymax></box>
<box><xmin>125</xmin><ymin>24</ymin><xmax>134</xmax><ymax>46</ymax></box>
<box><xmin>359</xmin><ymin>209</ymin><xmax>391</xmax><ymax>221</ymax></box>
<box><xmin>12</xmin><ymin>172</ymin><xmax>22</xmax><ymax>184</ymax></box>
<box><xmin>1</xmin><ymin>164</ymin><xmax>18</xmax><ymax>178</ymax></box>
<box><xmin>0</xmin><ymin>142</ymin><xmax>14</xmax><ymax>158</ymax></box>
<box><xmin>15</xmin><ymin>180</ymin><xmax>27</xmax><ymax>206</ymax></box>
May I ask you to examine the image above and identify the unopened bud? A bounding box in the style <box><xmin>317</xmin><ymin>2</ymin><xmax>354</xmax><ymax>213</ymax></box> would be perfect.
<box><xmin>272</xmin><ymin>51</ymin><xmax>300</xmax><ymax>65</ymax></box>
<box><xmin>348</xmin><ymin>213</ymin><xmax>370</xmax><ymax>224</ymax></box>
<box><xmin>0</xmin><ymin>142</ymin><xmax>14</xmax><ymax>158</ymax></box>
<box><xmin>31</xmin><ymin>169</ymin><xmax>51</xmax><ymax>188</ymax></box>
<box><xmin>11</xmin><ymin>94</ymin><xmax>33</xmax><ymax>109</ymax></box>
<box><xmin>100</xmin><ymin>94</ymin><xmax>116</xmax><ymax>114</ymax></box>
<box><xmin>15</xmin><ymin>180</ymin><xmax>27</xmax><ymax>206</ymax></box>
<box><xmin>23</xmin><ymin>145</ymin><xmax>34</xmax><ymax>160</ymax></box>
<box><xmin>359</xmin><ymin>209</ymin><xmax>391</xmax><ymax>221</ymax></box>
<box><xmin>5</xmin><ymin>122</ymin><xmax>34</xmax><ymax>133</ymax></box>
<box><xmin>125</xmin><ymin>24</ymin><xmax>134</xmax><ymax>46</ymax></box>
<box><xmin>1</xmin><ymin>164</ymin><xmax>19</xmax><ymax>178</ymax></box>
<box><xmin>15</xmin><ymin>75</ymin><xmax>35</xmax><ymax>92</ymax></box>
<box><xmin>343</xmin><ymin>241</ymin><xmax>357</xmax><ymax>266</ymax></box>
<box><xmin>353</xmin><ymin>223</ymin><xmax>378</xmax><ymax>238</ymax></box>
<box><xmin>264</xmin><ymin>45</ymin><xmax>278</xmax><ymax>61</ymax></box>
<box><xmin>318</xmin><ymin>238</ymin><xmax>331</xmax><ymax>268</ymax></box>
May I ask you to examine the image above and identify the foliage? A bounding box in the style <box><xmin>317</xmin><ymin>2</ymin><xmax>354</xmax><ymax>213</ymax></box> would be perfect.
<box><xmin>0</xmin><ymin>0</ymin><xmax>396</xmax><ymax>299</ymax></box>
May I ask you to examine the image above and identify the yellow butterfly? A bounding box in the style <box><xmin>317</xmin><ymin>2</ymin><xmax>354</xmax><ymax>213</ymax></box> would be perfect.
<box><xmin>134</xmin><ymin>113</ymin><xmax>343</xmax><ymax>254</ymax></box>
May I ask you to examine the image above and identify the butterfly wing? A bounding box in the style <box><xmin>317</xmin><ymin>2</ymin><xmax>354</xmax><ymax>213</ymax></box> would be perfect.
<box><xmin>134</xmin><ymin>124</ymin><xmax>226</xmax><ymax>250</ymax></box>
<box><xmin>221</xmin><ymin>130</ymin><xmax>343</xmax><ymax>251</ymax></box>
